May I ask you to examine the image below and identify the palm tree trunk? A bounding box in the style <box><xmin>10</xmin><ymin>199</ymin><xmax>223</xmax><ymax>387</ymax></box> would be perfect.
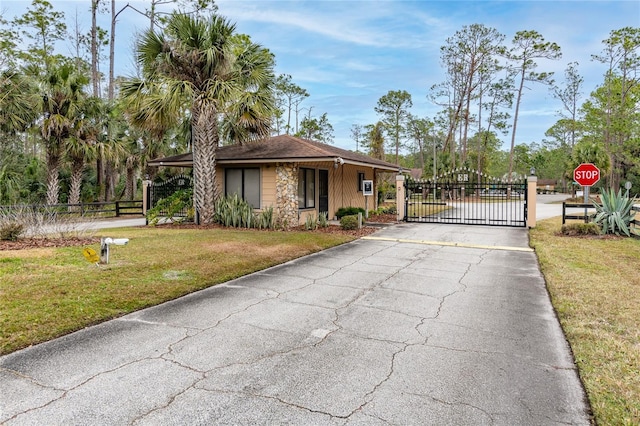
<box><xmin>192</xmin><ymin>99</ymin><xmax>219</xmax><ymax>224</ymax></box>
<box><xmin>105</xmin><ymin>161</ymin><xmax>116</xmax><ymax>201</ymax></box>
<box><xmin>68</xmin><ymin>159</ymin><xmax>84</xmax><ymax>208</ymax></box>
<box><xmin>46</xmin><ymin>152</ymin><xmax>61</xmax><ymax>206</ymax></box>
<box><xmin>125</xmin><ymin>165</ymin><xmax>135</xmax><ymax>200</ymax></box>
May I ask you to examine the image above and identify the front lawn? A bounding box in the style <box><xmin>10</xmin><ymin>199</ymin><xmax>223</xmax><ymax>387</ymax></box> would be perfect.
<box><xmin>530</xmin><ymin>218</ymin><xmax>640</xmax><ymax>425</ymax></box>
<box><xmin>0</xmin><ymin>226</ymin><xmax>355</xmax><ymax>355</ymax></box>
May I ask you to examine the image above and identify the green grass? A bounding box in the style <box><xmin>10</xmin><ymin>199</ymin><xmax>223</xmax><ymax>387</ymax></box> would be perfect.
<box><xmin>530</xmin><ymin>218</ymin><xmax>640</xmax><ymax>425</ymax></box>
<box><xmin>406</xmin><ymin>202</ymin><xmax>450</xmax><ymax>217</ymax></box>
<box><xmin>0</xmin><ymin>226</ymin><xmax>354</xmax><ymax>355</ymax></box>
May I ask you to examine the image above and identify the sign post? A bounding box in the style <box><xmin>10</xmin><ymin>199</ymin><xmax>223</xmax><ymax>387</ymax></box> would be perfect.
<box><xmin>574</xmin><ymin>163</ymin><xmax>600</xmax><ymax>220</ymax></box>
<box><xmin>363</xmin><ymin>180</ymin><xmax>373</xmax><ymax>219</ymax></box>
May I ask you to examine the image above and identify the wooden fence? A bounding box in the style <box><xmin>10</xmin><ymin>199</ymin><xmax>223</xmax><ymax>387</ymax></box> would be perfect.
<box><xmin>563</xmin><ymin>202</ymin><xmax>640</xmax><ymax>231</ymax></box>
<box><xmin>562</xmin><ymin>203</ymin><xmax>596</xmax><ymax>224</ymax></box>
<box><xmin>0</xmin><ymin>200</ymin><xmax>144</xmax><ymax>218</ymax></box>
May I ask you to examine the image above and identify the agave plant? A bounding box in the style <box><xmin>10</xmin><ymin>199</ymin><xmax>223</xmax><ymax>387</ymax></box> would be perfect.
<box><xmin>592</xmin><ymin>188</ymin><xmax>638</xmax><ymax>236</ymax></box>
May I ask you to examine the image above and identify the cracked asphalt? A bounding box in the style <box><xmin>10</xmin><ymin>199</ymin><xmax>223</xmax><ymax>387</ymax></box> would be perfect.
<box><xmin>0</xmin><ymin>223</ymin><xmax>591</xmax><ymax>425</ymax></box>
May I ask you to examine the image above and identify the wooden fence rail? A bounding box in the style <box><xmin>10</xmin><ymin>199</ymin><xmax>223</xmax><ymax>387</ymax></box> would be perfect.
<box><xmin>563</xmin><ymin>202</ymin><xmax>640</xmax><ymax>230</ymax></box>
<box><xmin>562</xmin><ymin>202</ymin><xmax>597</xmax><ymax>224</ymax></box>
<box><xmin>0</xmin><ymin>200</ymin><xmax>144</xmax><ymax>218</ymax></box>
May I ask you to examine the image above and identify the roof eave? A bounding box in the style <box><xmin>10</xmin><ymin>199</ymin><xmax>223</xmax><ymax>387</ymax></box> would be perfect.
<box><xmin>149</xmin><ymin>156</ymin><xmax>401</xmax><ymax>172</ymax></box>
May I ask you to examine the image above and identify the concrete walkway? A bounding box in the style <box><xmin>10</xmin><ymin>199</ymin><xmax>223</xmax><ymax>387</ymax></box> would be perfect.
<box><xmin>1</xmin><ymin>223</ymin><xmax>590</xmax><ymax>425</ymax></box>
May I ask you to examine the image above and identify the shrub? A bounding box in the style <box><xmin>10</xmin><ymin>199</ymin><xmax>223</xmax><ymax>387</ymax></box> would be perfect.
<box><xmin>561</xmin><ymin>222</ymin><xmax>601</xmax><ymax>236</ymax></box>
<box><xmin>340</xmin><ymin>214</ymin><xmax>359</xmax><ymax>230</ymax></box>
<box><xmin>371</xmin><ymin>205</ymin><xmax>397</xmax><ymax>216</ymax></box>
<box><xmin>0</xmin><ymin>205</ymin><xmax>96</xmax><ymax>239</ymax></box>
<box><xmin>256</xmin><ymin>207</ymin><xmax>274</xmax><ymax>230</ymax></box>
<box><xmin>336</xmin><ymin>206</ymin><xmax>365</xmax><ymax>219</ymax></box>
<box><xmin>214</xmin><ymin>194</ymin><xmax>253</xmax><ymax>228</ymax></box>
<box><xmin>593</xmin><ymin>188</ymin><xmax>638</xmax><ymax>236</ymax></box>
<box><xmin>213</xmin><ymin>195</ymin><xmax>276</xmax><ymax>230</ymax></box>
<box><xmin>318</xmin><ymin>212</ymin><xmax>329</xmax><ymax>228</ymax></box>
<box><xmin>0</xmin><ymin>222</ymin><xmax>24</xmax><ymax>241</ymax></box>
<box><xmin>305</xmin><ymin>214</ymin><xmax>318</xmax><ymax>230</ymax></box>
<box><xmin>384</xmin><ymin>205</ymin><xmax>397</xmax><ymax>214</ymax></box>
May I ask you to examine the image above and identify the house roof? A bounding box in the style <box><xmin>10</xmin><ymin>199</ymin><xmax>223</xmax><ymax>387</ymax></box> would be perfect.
<box><xmin>148</xmin><ymin>134</ymin><xmax>402</xmax><ymax>172</ymax></box>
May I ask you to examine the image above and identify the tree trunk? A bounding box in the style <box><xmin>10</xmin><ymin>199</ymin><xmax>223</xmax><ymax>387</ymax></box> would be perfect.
<box><xmin>508</xmin><ymin>68</ymin><xmax>526</xmax><ymax>182</ymax></box>
<box><xmin>191</xmin><ymin>99</ymin><xmax>219</xmax><ymax>224</ymax></box>
<box><xmin>91</xmin><ymin>0</ymin><xmax>100</xmax><ymax>97</ymax></box>
<box><xmin>108</xmin><ymin>0</ymin><xmax>116</xmax><ymax>101</ymax></box>
<box><xmin>45</xmin><ymin>151</ymin><xmax>61</xmax><ymax>205</ymax></box>
<box><xmin>104</xmin><ymin>161</ymin><xmax>115</xmax><ymax>201</ymax></box>
<box><xmin>68</xmin><ymin>159</ymin><xmax>84</xmax><ymax>207</ymax></box>
<box><xmin>97</xmin><ymin>156</ymin><xmax>105</xmax><ymax>201</ymax></box>
<box><xmin>125</xmin><ymin>165</ymin><xmax>135</xmax><ymax>200</ymax></box>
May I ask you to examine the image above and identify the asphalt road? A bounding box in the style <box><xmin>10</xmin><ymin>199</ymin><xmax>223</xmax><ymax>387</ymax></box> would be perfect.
<box><xmin>1</xmin><ymin>222</ymin><xmax>590</xmax><ymax>425</ymax></box>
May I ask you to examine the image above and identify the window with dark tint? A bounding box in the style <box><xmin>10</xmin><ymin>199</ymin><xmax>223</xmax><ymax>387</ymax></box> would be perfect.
<box><xmin>225</xmin><ymin>168</ymin><xmax>260</xmax><ymax>207</ymax></box>
<box><xmin>298</xmin><ymin>168</ymin><xmax>315</xmax><ymax>208</ymax></box>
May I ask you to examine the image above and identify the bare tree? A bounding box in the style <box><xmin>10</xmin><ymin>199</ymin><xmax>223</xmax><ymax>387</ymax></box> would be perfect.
<box><xmin>439</xmin><ymin>24</ymin><xmax>505</xmax><ymax>163</ymax></box>
<box><xmin>551</xmin><ymin>62</ymin><xmax>583</xmax><ymax>149</ymax></box>
<box><xmin>505</xmin><ymin>30</ymin><xmax>561</xmax><ymax>180</ymax></box>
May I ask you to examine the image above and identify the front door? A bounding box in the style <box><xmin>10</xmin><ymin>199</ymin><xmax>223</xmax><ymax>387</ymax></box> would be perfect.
<box><xmin>319</xmin><ymin>169</ymin><xmax>329</xmax><ymax>217</ymax></box>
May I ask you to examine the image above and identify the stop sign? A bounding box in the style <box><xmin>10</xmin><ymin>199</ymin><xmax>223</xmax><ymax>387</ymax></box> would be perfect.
<box><xmin>574</xmin><ymin>163</ymin><xmax>600</xmax><ymax>186</ymax></box>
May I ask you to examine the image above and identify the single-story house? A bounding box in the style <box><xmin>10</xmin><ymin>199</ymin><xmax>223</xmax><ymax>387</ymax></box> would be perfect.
<box><xmin>148</xmin><ymin>134</ymin><xmax>402</xmax><ymax>226</ymax></box>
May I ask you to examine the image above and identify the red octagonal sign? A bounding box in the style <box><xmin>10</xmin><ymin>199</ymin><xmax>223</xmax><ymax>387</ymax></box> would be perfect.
<box><xmin>574</xmin><ymin>163</ymin><xmax>600</xmax><ymax>186</ymax></box>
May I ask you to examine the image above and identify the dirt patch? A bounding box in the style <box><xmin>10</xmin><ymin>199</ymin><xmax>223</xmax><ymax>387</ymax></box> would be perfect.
<box><xmin>0</xmin><ymin>237</ymin><xmax>99</xmax><ymax>251</ymax></box>
<box><xmin>0</xmin><ymin>221</ymin><xmax>389</xmax><ymax>251</ymax></box>
<box><xmin>366</xmin><ymin>213</ymin><xmax>399</xmax><ymax>224</ymax></box>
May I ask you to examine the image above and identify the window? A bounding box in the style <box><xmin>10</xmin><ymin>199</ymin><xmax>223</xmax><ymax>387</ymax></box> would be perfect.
<box><xmin>298</xmin><ymin>168</ymin><xmax>315</xmax><ymax>208</ymax></box>
<box><xmin>358</xmin><ymin>172</ymin><xmax>365</xmax><ymax>192</ymax></box>
<box><xmin>225</xmin><ymin>168</ymin><xmax>260</xmax><ymax>207</ymax></box>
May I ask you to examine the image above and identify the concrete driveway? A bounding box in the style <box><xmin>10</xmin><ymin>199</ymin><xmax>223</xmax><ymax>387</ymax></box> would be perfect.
<box><xmin>1</xmin><ymin>223</ymin><xmax>590</xmax><ymax>425</ymax></box>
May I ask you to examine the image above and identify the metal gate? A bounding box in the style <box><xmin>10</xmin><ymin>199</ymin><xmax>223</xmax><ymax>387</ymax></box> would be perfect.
<box><xmin>405</xmin><ymin>169</ymin><xmax>527</xmax><ymax>227</ymax></box>
<box><xmin>146</xmin><ymin>174</ymin><xmax>193</xmax><ymax>214</ymax></box>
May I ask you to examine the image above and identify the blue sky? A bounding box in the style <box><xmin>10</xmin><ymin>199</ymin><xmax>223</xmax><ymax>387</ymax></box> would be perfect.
<box><xmin>2</xmin><ymin>0</ymin><xmax>639</xmax><ymax>152</ymax></box>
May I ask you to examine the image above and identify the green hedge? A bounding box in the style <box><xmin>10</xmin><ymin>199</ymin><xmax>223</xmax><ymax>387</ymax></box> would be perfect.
<box><xmin>336</xmin><ymin>206</ymin><xmax>365</xmax><ymax>219</ymax></box>
<box><xmin>340</xmin><ymin>214</ymin><xmax>359</xmax><ymax>230</ymax></box>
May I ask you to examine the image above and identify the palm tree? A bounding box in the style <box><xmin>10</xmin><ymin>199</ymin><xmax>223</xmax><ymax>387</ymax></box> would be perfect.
<box><xmin>0</xmin><ymin>163</ymin><xmax>23</xmax><ymax>204</ymax></box>
<box><xmin>132</xmin><ymin>12</ymin><xmax>275</xmax><ymax>224</ymax></box>
<box><xmin>65</xmin><ymin>97</ymin><xmax>104</xmax><ymax>207</ymax></box>
<box><xmin>0</xmin><ymin>70</ymin><xmax>38</xmax><ymax>133</ymax></box>
<box><xmin>40</xmin><ymin>63</ymin><xmax>89</xmax><ymax>205</ymax></box>
<box><xmin>119</xmin><ymin>77</ymin><xmax>182</xmax><ymax>183</ymax></box>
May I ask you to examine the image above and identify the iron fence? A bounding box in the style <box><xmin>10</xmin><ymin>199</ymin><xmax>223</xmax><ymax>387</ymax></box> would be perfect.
<box><xmin>146</xmin><ymin>174</ymin><xmax>193</xmax><ymax>217</ymax></box>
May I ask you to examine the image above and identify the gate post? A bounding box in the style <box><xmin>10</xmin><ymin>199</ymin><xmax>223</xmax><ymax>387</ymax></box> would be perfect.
<box><xmin>142</xmin><ymin>178</ymin><xmax>152</xmax><ymax>216</ymax></box>
<box><xmin>396</xmin><ymin>174</ymin><xmax>405</xmax><ymax>222</ymax></box>
<box><xmin>527</xmin><ymin>174</ymin><xmax>537</xmax><ymax>228</ymax></box>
